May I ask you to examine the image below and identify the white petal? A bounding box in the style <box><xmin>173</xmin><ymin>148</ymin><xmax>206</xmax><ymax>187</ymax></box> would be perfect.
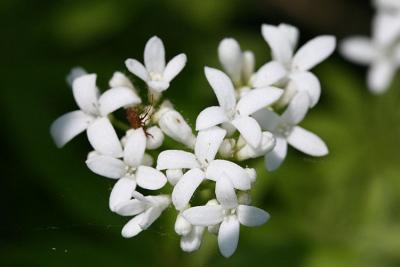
<box><xmin>194</xmin><ymin>126</ymin><xmax>227</xmax><ymax>165</ymax></box>
<box><xmin>72</xmin><ymin>74</ymin><xmax>99</xmax><ymax>115</ymax></box>
<box><xmin>87</xmin><ymin>118</ymin><xmax>123</xmax><ymax>157</ymax></box>
<box><xmin>218</xmin><ymin>217</ymin><xmax>240</xmax><ymax>258</ymax></box>
<box><xmin>236</xmin><ymin>87</ymin><xmax>283</xmax><ymax>116</ymax></box>
<box><xmin>287</xmin><ymin>126</ymin><xmax>328</xmax><ymax>156</ymax></box>
<box><xmin>252</xmin><ymin>61</ymin><xmax>287</xmax><ymax>88</ymax></box>
<box><xmin>144</xmin><ymin>36</ymin><xmax>165</xmax><ymax>74</ymax></box>
<box><xmin>373</xmin><ymin>12</ymin><xmax>400</xmax><ymax>46</ymax></box>
<box><xmin>163</xmin><ymin>53</ymin><xmax>187</xmax><ymax>82</ymax></box>
<box><xmin>218</xmin><ymin>38</ymin><xmax>243</xmax><ymax>84</ymax></box>
<box><xmin>237</xmin><ymin>205</ymin><xmax>270</xmax><ymax>227</ymax></box>
<box><xmin>123</xmin><ymin>128</ymin><xmax>146</xmax><ymax>167</ymax></box>
<box><xmin>172</xmin><ymin>168</ymin><xmax>205</xmax><ymax>210</ymax></box>
<box><xmin>292</xmin><ymin>35</ymin><xmax>336</xmax><ymax>71</ymax></box>
<box><xmin>182</xmin><ymin>205</ymin><xmax>224</xmax><ymax>226</ymax></box>
<box><xmin>156</xmin><ymin>150</ymin><xmax>200</xmax><ymax>170</ymax></box>
<box><xmin>139</xmin><ymin>206</ymin><xmax>164</xmax><ymax>230</ymax></box>
<box><xmin>175</xmin><ymin>213</ymin><xmax>192</xmax><ymax>236</ymax></box>
<box><xmin>261</xmin><ymin>24</ymin><xmax>293</xmax><ymax>65</ymax></box>
<box><xmin>206</xmin><ymin>160</ymin><xmax>251</xmax><ymax>190</ymax></box>
<box><xmin>125</xmin><ymin>59</ymin><xmax>149</xmax><ymax>81</ymax></box>
<box><xmin>204</xmin><ymin>67</ymin><xmax>236</xmax><ymax>112</ymax></box>
<box><xmin>114</xmin><ymin>199</ymin><xmax>147</xmax><ymax>216</ymax></box>
<box><xmin>136</xmin><ymin>166</ymin><xmax>167</xmax><ymax>190</ymax></box>
<box><xmin>109</xmin><ymin>71</ymin><xmax>135</xmax><ymax>89</ymax></box>
<box><xmin>121</xmin><ymin>213</ymin><xmax>145</xmax><ymax>238</ymax></box>
<box><xmin>281</xmin><ymin>91</ymin><xmax>310</xmax><ymax>124</ymax></box>
<box><xmin>339</xmin><ymin>37</ymin><xmax>375</xmax><ymax>65</ymax></box>
<box><xmin>98</xmin><ymin>87</ymin><xmax>141</xmax><ymax>116</ymax></box>
<box><xmin>215</xmin><ymin>175</ymin><xmax>237</xmax><ymax>209</ymax></box>
<box><xmin>231</xmin><ymin>116</ymin><xmax>262</xmax><ymax>148</ymax></box>
<box><xmin>195</xmin><ymin>106</ymin><xmax>229</xmax><ymax>131</ymax></box>
<box><xmin>367</xmin><ymin>60</ymin><xmax>396</xmax><ymax>94</ymax></box>
<box><xmin>278</xmin><ymin>23</ymin><xmax>299</xmax><ymax>50</ymax></box>
<box><xmin>252</xmin><ymin>108</ymin><xmax>282</xmax><ymax>132</ymax></box>
<box><xmin>242</xmin><ymin>51</ymin><xmax>255</xmax><ymax>83</ymax></box>
<box><xmin>289</xmin><ymin>71</ymin><xmax>320</xmax><ymax>107</ymax></box>
<box><xmin>166</xmin><ymin>169</ymin><xmax>183</xmax><ymax>186</ymax></box>
<box><xmin>86</xmin><ymin>152</ymin><xmax>126</xmax><ymax>179</ymax></box>
<box><xmin>109</xmin><ymin>177</ymin><xmax>136</xmax><ymax>211</ymax></box>
<box><xmin>236</xmin><ymin>131</ymin><xmax>276</xmax><ymax>161</ymax></box>
<box><xmin>145</xmin><ymin>126</ymin><xmax>164</xmax><ymax>150</ymax></box>
<box><xmin>180</xmin><ymin>226</ymin><xmax>205</xmax><ymax>252</ymax></box>
<box><xmin>147</xmin><ymin>80</ymin><xmax>170</xmax><ymax>92</ymax></box>
<box><xmin>50</xmin><ymin>111</ymin><xmax>93</xmax><ymax>148</ymax></box>
<box><xmin>66</xmin><ymin>67</ymin><xmax>87</xmax><ymax>87</ymax></box>
<box><xmin>265</xmin><ymin>137</ymin><xmax>287</xmax><ymax>171</ymax></box>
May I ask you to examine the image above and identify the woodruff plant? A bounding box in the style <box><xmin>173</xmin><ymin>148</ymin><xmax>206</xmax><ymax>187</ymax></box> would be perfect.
<box><xmin>50</xmin><ymin>23</ymin><xmax>336</xmax><ymax>258</ymax></box>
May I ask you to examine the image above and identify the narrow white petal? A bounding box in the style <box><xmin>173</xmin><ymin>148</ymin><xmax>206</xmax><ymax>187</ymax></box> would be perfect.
<box><xmin>289</xmin><ymin>71</ymin><xmax>321</xmax><ymax>107</ymax></box>
<box><xmin>172</xmin><ymin>168</ymin><xmax>205</xmax><ymax>210</ymax></box>
<box><xmin>136</xmin><ymin>166</ymin><xmax>167</xmax><ymax>190</ymax></box>
<box><xmin>195</xmin><ymin>106</ymin><xmax>229</xmax><ymax>131</ymax></box>
<box><xmin>231</xmin><ymin>116</ymin><xmax>262</xmax><ymax>148</ymax></box>
<box><xmin>50</xmin><ymin>111</ymin><xmax>93</xmax><ymax>148</ymax></box>
<box><xmin>87</xmin><ymin>118</ymin><xmax>123</xmax><ymax>157</ymax></box>
<box><xmin>98</xmin><ymin>87</ymin><xmax>141</xmax><ymax>116</ymax></box>
<box><xmin>266</xmin><ymin>137</ymin><xmax>287</xmax><ymax>171</ymax></box>
<box><xmin>109</xmin><ymin>71</ymin><xmax>135</xmax><ymax>89</ymax></box>
<box><xmin>292</xmin><ymin>35</ymin><xmax>336</xmax><ymax>71</ymax></box>
<box><xmin>204</xmin><ymin>67</ymin><xmax>236</xmax><ymax>112</ymax></box>
<box><xmin>194</xmin><ymin>126</ymin><xmax>227</xmax><ymax>166</ymax></box>
<box><xmin>86</xmin><ymin>152</ymin><xmax>126</xmax><ymax>179</ymax></box>
<box><xmin>367</xmin><ymin>60</ymin><xmax>396</xmax><ymax>94</ymax></box>
<box><xmin>252</xmin><ymin>108</ymin><xmax>282</xmax><ymax>132</ymax></box>
<box><xmin>242</xmin><ymin>51</ymin><xmax>255</xmax><ymax>83</ymax></box>
<box><xmin>139</xmin><ymin>206</ymin><xmax>164</xmax><ymax>230</ymax></box>
<box><xmin>218</xmin><ymin>217</ymin><xmax>240</xmax><ymax>258</ymax></box>
<box><xmin>163</xmin><ymin>53</ymin><xmax>187</xmax><ymax>82</ymax></box>
<box><xmin>72</xmin><ymin>74</ymin><xmax>99</xmax><ymax>115</ymax></box>
<box><xmin>123</xmin><ymin>128</ymin><xmax>146</xmax><ymax>167</ymax></box>
<box><xmin>114</xmin><ymin>199</ymin><xmax>147</xmax><ymax>216</ymax></box>
<box><xmin>218</xmin><ymin>38</ymin><xmax>243</xmax><ymax>84</ymax></box>
<box><xmin>261</xmin><ymin>24</ymin><xmax>293</xmax><ymax>65</ymax></box>
<box><xmin>237</xmin><ymin>205</ymin><xmax>270</xmax><ymax>227</ymax></box>
<box><xmin>66</xmin><ymin>67</ymin><xmax>87</xmax><ymax>87</ymax></box>
<box><xmin>278</xmin><ymin>23</ymin><xmax>299</xmax><ymax>50</ymax></box>
<box><xmin>339</xmin><ymin>37</ymin><xmax>376</xmax><ymax>65</ymax></box>
<box><xmin>109</xmin><ymin>177</ymin><xmax>136</xmax><ymax>211</ymax></box>
<box><xmin>281</xmin><ymin>91</ymin><xmax>310</xmax><ymax>124</ymax></box>
<box><xmin>183</xmin><ymin>205</ymin><xmax>224</xmax><ymax>226</ymax></box>
<box><xmin>206</xmin><ymin>160</ymin><xmax>251</xmax><ymax>190</ymax></box>
<box><xmin>156</xmin><ymin>150</ymin><xmax>200</xmax><ymax>170</ymax></box>
<box><xmin>144</xmin><ymin>36</ymin><xmax>165</xmax><ymax>74</ymax></box>
<box><xmin>287</xmin><ymin>126</ymin><xmax>329</xmax><ymax>156</ymax></box>
<box><xmin>215</xmin><ymin>175</ymin><xmax>237</xmax><ymax>209</ymax></box>
<box><xmin>373</xmin><ymin>13</ymin><xmax>400</xmax><ymax>46</ymax></box>
<box><xmin>236</xmin><ymin>87</ymin><xmax>283</xmax><ymax>116</ymax></box>
<box><xmin>121</xmin><ymin>213</ymin><xmax>145</xmax><ymax>238</ymax></box>
<box><xmin>125</xmin><ymin>59</ymin><xmax>149</xmax><ymax>81</ymax></box>
<box><xmin>252</xmin><ymin>61</ymin><xmax>287</xmax><ymax>88</ymax></box>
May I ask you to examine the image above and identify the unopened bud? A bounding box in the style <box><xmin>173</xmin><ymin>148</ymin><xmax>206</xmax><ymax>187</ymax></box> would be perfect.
<box><xmin>236</xmin><ymin>131</ymin><xmax>275</xmax><ymax>161</ymax></box>
<box><xmin>175</xmin><ymin>213</ymin><xmax>192</xmax><ymax>236</ymax></box>
<box><xmin>166</xmin><ymin>169</ymin><xmax>183</xmax><ymax>185</ymax></box>
<box><xmin>109</xmin><ymin>71</ymin><xmax>135</xmax><ymax>90</ymax></box>
<box><xmin>145</xmin><ymin>126</ymin><xmax>164</xmax><ymax>149</ymax></box>
<box><xmin>218</xmin><ymin>38</ymin><xmax>242</xmax><ymax>85</ymax></box>
<box><xmin>242</xmin><ymin>51</ymin><xmax>255</xmax><ymax>84</ymax></box>
<box><xmin>218</xmin><ymin>138</ymin><xmax>236</xmax><ymax>158</ymax></box>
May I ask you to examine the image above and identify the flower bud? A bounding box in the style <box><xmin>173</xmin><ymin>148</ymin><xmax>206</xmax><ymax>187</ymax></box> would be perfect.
<box><xmin>175</xmin><ymin>213</ymin><xmax>192</xmax><ymax>236</ymax></box>
<box><xmin>218</xmin><ymin>138</ymin><xmax>236</xmax><ymax>158</ymax></box>
<box><xmin>218</xmin><ymin>38</ymin><xmax>242</xmax><ymax>84</ymax></box>
<box><xmin>152</xmin><ymin>100</ymin><xmax>174</xmax><ymax>123</ymax></box>
<box><xmin>166</xmin><ymin>169</ymin><xmax>183</xmax><ymax>185</ymax></box>
<box><xmin>145</xmin><ymin>126</ymin><xmax>164</xmax><ymax>149</ymax></box>
<box><xmin>242</xmin><ymin>51</ymin><xmax>255</xmax><ymax>84</ymax></box>
<box><xmin>180</xmin><ymin>226</ymin><xmax>204</xmax><ymax>252</ymax></box>
<box><xmin>158</xmin><ymin>109</ymin><xmax>196</xmax><ymax>148</ymax></box>
<box><xmin>245</xmin><ymin>168</ymin><xmax>256</xmax><ymax>183</ymax></box>
<box><xmin>236</xmin><ymin>131</ymin><xmax>275</xmax><ymax>161</ymax></box>
<box><xmin>109</xmin><ymin>71</ymin><xmax>135</xmax><ymax>90</ymax></box>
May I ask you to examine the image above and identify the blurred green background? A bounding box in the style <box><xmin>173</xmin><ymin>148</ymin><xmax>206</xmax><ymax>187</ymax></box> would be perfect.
<box><xmin>1</xmin><ymin>0</ymin><xmax>400</xmax><ymax>266</ymax></box>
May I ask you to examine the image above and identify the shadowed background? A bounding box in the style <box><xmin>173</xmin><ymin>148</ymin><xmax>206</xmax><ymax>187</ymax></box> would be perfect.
<box><xmin>1</xmin><ymin>0</ymin><xmax>400</xmax><ymax>266</ymax></box>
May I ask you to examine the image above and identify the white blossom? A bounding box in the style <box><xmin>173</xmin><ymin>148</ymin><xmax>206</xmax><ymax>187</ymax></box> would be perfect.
<box><xmin>50</xmin><ymin>74</ymin><xmax>141</xmax><ymax>148</ymax></box>
<box><xmin>196</xmin><ymin>67</ymin><xmax>283</xmax><ymax>148</ymax></box>
<box><xmin>85</xmin><ymin>125</ymin><xmax>167</xmax><ymax>211</ymax></box>
<box><xmin>175</xmin><ymin>208</ymin><xmax>205</xmax><ymax>252</ymax></box>
<box><xmin>253</xmin><ymin>92</ymin><xmax>328</xmax><ymax>171</ymax></box>
<box><xmin>260</xmin><ymin>23</ymin><xmax>336</xmax><ymax>107</ymax></box>
<box><xmin>125</xmin><ymin>36</ymin><xmax>187</xmax><ymax>93</ymax></box>
<box><xmin>183</xmin><ymin>175</ymin><xmax>270</xmax><ymax>258</ymax></box>
<box><xmin>157</xmin><ymin>126</ymin><xmax>253</xmax><ymax>211</ymax></box>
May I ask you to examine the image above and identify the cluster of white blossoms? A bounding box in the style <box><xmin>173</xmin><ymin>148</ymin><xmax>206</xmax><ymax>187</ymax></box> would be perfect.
<box><xmin>341</xmin><ymin>0</ymin><xmax>400</xmax><ymax>94</ymax></box>
<box><xmin>50</xmin><ymin>24</ymin><xmax>335</xmax><ymax>258</ymax></box>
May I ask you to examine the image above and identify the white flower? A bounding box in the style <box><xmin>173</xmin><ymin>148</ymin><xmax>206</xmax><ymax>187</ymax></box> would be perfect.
<box><xmin>156</xmin><ymin>126</ymin><xmax>253</xmax><ymax>211</ymax></box>
<box><xmin>340</xmin><ymin>13</ymin><xmax>400</xmax><ymax>93</ymax></box>
<box><xmin>175</xmin><ymin>209</ymin><xmax>205</xmax><ymax>252</ymax></box>
<box><xmin>196</xmin><ymin>67</ymin><xmax>283</xmax><ymax>148</ymax></box>
<box><xmin>253</xmin><ymin>92</ymin><xmax>328</xmax><ymax>171</ymax></box>
<box><xmin>50</xmin><ymin>74</ymin><xmax>141</xmax><ymax>148</ymax></box>
<box><xmin>261</xmin><ymin>23</ymin><xmax>336</xmax><ymax>107</ymax></box>
<box><xmin>85</xmin><ymin>126</ymin><xmax>167</xmax><ymax>211</ymax></box>
<box><xmin>183</xmin><ymin>175</ymin><xmax>270</xmax><ymax>258</ymax></box>
<box><xmin>125</xmin><ymin>36</ymin><xmax>187</xmax><ymax>93</ymax></box>
<box><xmin>115</xmin><ymin>191</ymin><xmax>170</xmax><ymax>238</ymax></box>
<box><xmin>218</xmin><ymin>38</ymin><xmax>255</xmax><ymax>88</ymax></box>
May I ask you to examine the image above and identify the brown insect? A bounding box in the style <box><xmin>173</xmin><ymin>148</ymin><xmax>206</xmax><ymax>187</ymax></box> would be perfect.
<box><xmin>126</xmin><ymin>106</ymin><xmax>153</xmax><ymax>137</ymax></box>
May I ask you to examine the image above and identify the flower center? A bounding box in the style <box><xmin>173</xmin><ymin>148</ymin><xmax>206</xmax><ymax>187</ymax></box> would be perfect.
<box><xmin>125</xmin><ymin>166</ymin><xmax>137</xmax><ymax>177</ymax></box>
<box><xmin>149</xmin><ymin>72</ymin><xmax>163</xmax><ymax>81</ymax></box>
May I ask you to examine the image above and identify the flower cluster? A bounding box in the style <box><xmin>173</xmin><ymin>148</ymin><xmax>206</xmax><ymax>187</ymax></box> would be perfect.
<box><xmin>340</xmin><ymin>0</ymin><xmax>400</xmax><ymax>94</ymax></box>
<box><xmin>51</xmin><ymin>24</ymin><xmax>335</xmax><ymax>258</ymax></box>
